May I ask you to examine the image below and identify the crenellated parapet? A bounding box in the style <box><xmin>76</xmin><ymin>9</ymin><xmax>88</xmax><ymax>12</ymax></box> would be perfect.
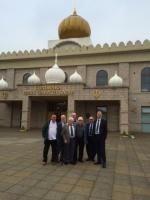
<box><xmin>0</xmin><ymin>39</ymin><xmax>150</xmax><ymax>60</ymax></box>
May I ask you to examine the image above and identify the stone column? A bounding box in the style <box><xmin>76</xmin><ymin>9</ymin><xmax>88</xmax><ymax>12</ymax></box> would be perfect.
<box><xmin>6</xmin><ymin>69</ymin><xmax>15</xmax><ymax>89</ymax></box>
<box><xmin>120</xmin><ymin>99</ymin><xmax>129</xmax><ymax>134</ymax></box>
<box><xmin>118</xmin><ymin>63</ymin><xmax>129</xmax><ymax>87</ymax></box>
<box><xmin>21</xmin><ymin>96</ymin><xmax>31</xmax><ymax>130</ymax></box>
<box><xmin>67</xmin><ymin>96</ymin><xmax>75</xmax><ymax>117</ymax></box>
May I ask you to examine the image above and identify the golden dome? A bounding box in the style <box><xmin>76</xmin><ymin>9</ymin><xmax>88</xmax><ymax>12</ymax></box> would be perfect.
<box><xmin>58</xmin><ymin>10</ymin><xmax>91</xmax><ymax>39</ymax></box>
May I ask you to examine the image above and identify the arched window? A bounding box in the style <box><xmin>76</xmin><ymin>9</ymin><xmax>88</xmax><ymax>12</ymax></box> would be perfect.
<box><xmin>141</xmin><ymin>67</ymin><xmax>150</xmax><ymax>92</ymax></box>
<box><xmin>96</xmin><ymin>70</ymin><xmax>108</xmax><ymax>86</ymax></box>
<box><xmin>64</xmin><ymin>72</ymin><xmax>68</xmax><ymax>83</ymax></box>
<box><xmin>23</xmin><ymin>73</ymin><xmax>31</xmax><ymax>84</ymax></box>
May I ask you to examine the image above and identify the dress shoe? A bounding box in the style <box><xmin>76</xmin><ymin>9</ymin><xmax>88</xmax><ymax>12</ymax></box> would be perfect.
<box><xmin>70</xmin><ymin>161</ymin><xmax>76</xmax><ymax>165</ymax></box>
<box><xmin>63</xmin><ymin>162</ymin><xmax>68</xmax><ymax>165</ymax></box>
<box><xmin>78</xmin><ymin>159</ymin><xmax>84</xmax><ymax>163</ymax></box>
<box><xmin>86</xmin><ymin>158</ymin><xmax>90</xmax><ymax>161</ymax></box>
<box><xmin>94</xmin><ymin>161</ymin><xmax>101</xmax><ymax>165</ymax></box>
<box><xmin>102</xmin><ymin>163</ymin><xmax>106</xmax><ymax>168</ymax></box>
<box><xmin>42</xmin><ymin>161</ymin><xmax>47</xmax><ymax>166</ymax></box>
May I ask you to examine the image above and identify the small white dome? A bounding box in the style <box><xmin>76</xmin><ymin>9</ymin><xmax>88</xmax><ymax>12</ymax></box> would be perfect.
<box><xmin>69</xmin><ymin>70</ymin><xmax>83</xmax><ymax>83</ymax></box>
<box><xmin>45</xmin><ymin>54</ymin><xmax>65</xmax><ymax>83</ymax></box>
<box><xmin>28</xmin><ymin>72</ymin><xmax>40</xmax><ymax>84</ymax></box>
<box><xmin>0</xmin><ymin>77</ymin><xmax>8</xmax><ymax>90</ymax></box>
<box><xmin>109</xmin><ymin>72</ymin><xmax>123</xmax><ymax>87</ymax></box>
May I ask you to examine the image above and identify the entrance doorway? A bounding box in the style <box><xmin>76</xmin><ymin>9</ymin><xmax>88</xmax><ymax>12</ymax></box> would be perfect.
<box><xmin>30</xmin><ymin>96</ymin><xmax>68</xmax><ymax>128</ymax></box>
<box><xmin>47</xmin><ymin>100</ymin><xmax>67</xmax><ymax>122</ymax></box>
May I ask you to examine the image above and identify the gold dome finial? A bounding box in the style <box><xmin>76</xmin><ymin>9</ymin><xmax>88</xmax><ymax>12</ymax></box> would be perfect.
<box><xmin>58</xmin><ymin>7</ymin><xmax>91</xmax><ymax>39</ymax></box>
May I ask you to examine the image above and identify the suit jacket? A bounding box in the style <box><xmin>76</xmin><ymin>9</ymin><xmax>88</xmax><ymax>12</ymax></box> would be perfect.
<box><xmin>42</xmin><ymin>120</ymin><xmax>59</xmax><ymax>140</ymax></box>
<box><xmin>93</xmin><ymin>118</ymin><xmax>107</xmax><ymax>140</ymax></box>
<box><xmin>61</xmin><ymin>124</ymin><xmax>76</xmax><ymax>144</ymax></box>
<box><xmin>85</xmin><ymin>122</ymin><xmax>94</xmax><ymax>143</ymax></box>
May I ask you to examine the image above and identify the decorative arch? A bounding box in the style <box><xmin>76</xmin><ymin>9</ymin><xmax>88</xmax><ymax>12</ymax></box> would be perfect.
<box><xmin>141</xmin><ymin>67</ymin><xmax>150</xmax><ymax>91</ymax></box>
<box><xmin>96</xmin><ymin>70</ymin><xmax>108</xmax><ymax>86</ymax></box>
<box><xmin>23</xmin><ymin>73</ymin><xmax>31</xmax><ymax>84</ymax></box>
<box><xmin>64</xmin><ymin>72</ymin><xmax>68</xmax><ymax>83</ymax></box>
<box><xmin>54</xmin><ymin>41</ymin><xmax>81</xmax><ymax>49</ymax></box>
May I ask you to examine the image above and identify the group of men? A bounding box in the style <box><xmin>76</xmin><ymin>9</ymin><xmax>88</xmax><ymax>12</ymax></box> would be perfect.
<box><xmin>42</xmin><ymin>111</ymin><xmax>107</xmax><ymax>168</ymax></box>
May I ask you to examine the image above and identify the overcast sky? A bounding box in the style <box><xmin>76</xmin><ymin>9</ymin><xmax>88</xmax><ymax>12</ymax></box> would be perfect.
<box><xmin>0</xmin><ymin>0</ymin><xmax>150</xmax><ymax>53</ymax></box>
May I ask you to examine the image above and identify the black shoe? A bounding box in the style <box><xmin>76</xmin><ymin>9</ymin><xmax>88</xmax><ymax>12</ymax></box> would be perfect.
<box><xmin>102</xmin><ymin>163</ymin><xmax>106</xmax><ymax>168</ymax></box>
<box><xmin>86</xmin><ymin>158</ymin><xmax>90</xmax><ymax>161</ymax></box>
<box><xmin>94</xmin><ymin>161</ymin><xmax>101</xmax><ymax>165</ymax></box>
<box><xmin>70</xmin><ymin>161</ymin><xmax>76</xmax><ymax>165</ymax></box>
<box><xmin>42</xmin><ymin>161</ymin><xmax>47</xmax><ymax>166</ymax></box>
<box><xmin>78</xmin><ymin>159</ymin><xmax>83</xmax><ymax>163</ymax></box>
<box><xmin>64</xmin><ymin>162</ymin><xmax>68</xmax><ymax>165</ymax></box>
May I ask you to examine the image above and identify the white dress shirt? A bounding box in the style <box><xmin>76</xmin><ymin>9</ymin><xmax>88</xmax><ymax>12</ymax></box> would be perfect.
<box><xmin>69</xmin><ymin>125</ymin><xmax>75</xmax><ymax>138</ymax></box>
<box><xmin>48</xmin><ymin>120</ymin><xmax>57</xmax><ymax>140</ymax></box>
<box><xmin>95</xmin><ymin>118</ymin><xmax>101</xmax><ymax>134</ymax></box>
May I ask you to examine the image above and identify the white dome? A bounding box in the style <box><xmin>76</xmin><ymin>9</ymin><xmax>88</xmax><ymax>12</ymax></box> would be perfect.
<box><xmin>28</xmin><ymin>72</ymin><xmax>40</xmax><ymax>84</ymax></box>
<box><xmin>109</xmin><ymin>72</ymin><xmax>123</xmax><ymax>87</ymax></box>
<box><xmin>69</xmin><ymin>70</ymin><xmax>83</xmax><ymax>83</ymax></box>
<box><xmin>45</xmin><ymin>54</ymin><xmax>65</xmax><ymax>83</ymax></box>
<box><xmin>0</xmin><ymin>77</ymin><xmax>8</xmax><ymax>90</ymax></box>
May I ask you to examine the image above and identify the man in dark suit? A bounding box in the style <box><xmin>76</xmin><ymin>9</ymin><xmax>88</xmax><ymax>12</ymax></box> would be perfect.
<box><xmin>57</xmin><ymin>115</ymin><xmax>66</xmax><ymax>162</ymax></box>
<box><xmin>61</xmin><ymin>117</ymin><xmax>76</xmax><ymax>165</ymax></box>
<box><xmin>85</xmin><ymin>116</ymin><xmax>95</xmax><ymax>161</ymax></box>
<box><xmin>94</xmin><ymin>111</ymin><xmax>107</xmax><ymax>168</ymax></box>
<box><xmin>74</xmin><ymin>116</ymin><xmax>85</xmax><ymax>163</ymax></box>
<box><xmin>42</xmin><ymin>114</ymin><xmax>59</xmax><ymax>165</ymax></box>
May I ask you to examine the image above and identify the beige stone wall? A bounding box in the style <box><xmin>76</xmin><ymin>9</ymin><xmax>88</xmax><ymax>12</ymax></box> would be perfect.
<box><xmin>0</xmin><ymin>42</ymin><xmax>150</xmax><ymax>132</ymax></box>
<box><xmin>86</xmin><ymin>64</ymin><xmax>118</xmax><ymax>87</ymax></box>
<box><xmin>0</xmin><ymin>103</ymin><xmax>11</xmax><ymax>127</ymax></box>
<box><xmin>129</xmin><ymin>62</ymin><xmax>150</xmax><ymax>132</ymax></box>
<box><xmin>30</xmin><ymin>101</ymin><xmax>47</xmax><ymax>128</ymax></box>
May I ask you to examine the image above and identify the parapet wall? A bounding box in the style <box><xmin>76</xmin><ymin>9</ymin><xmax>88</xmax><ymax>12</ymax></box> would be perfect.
<box><xmin>0</xmin><ymin>40</ymin><xmax>150</xmax><ymax>61</ymax></box>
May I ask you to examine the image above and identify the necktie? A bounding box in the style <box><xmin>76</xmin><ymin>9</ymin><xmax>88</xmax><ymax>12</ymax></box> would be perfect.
<box><xmin>96</xmin><ymin>120</ymin><xmax>100</xmax><ymax>133</ymax></box>
<box><xmin>89</xmin><ymin>124</ymin><xmax>92</xmax><ymax>136</ymax></box>
<box><xmin>71</xmin><ymin>126</ymin><xmax>74</xmax><ymax>137</ymax></box>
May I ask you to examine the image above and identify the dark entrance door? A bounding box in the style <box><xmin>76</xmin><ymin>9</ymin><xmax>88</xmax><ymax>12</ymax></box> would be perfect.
<box><xmin>47</xmin><ymin>101</ymin><xmax>67</xmax><ymax>122</ymax></box>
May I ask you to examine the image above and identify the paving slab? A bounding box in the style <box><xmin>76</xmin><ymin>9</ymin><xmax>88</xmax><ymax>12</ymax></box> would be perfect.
<box><xmin>0</xmin><ymin>128</ymin><xmax>149</xmax><ymax>200</ymax></box>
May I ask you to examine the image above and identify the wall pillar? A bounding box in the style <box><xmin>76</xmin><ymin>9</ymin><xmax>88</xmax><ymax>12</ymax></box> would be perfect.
<box><xmin>120</xmin><ymin>99</ymin><xmax>129</xmax><ymax>134</ymax></box>
<box><xmin>21</xmin><ymin>96</ymin><xmax>31</xmax><ymax>130</ymax></box>
<box><xmin>67</xmin><ymin>96</ymin><xmax>75</xmax><ymax>117</ymax></box>
<box><xmin>6</xmin><ymin>69</ymin><xmax>15</xmax><ymax>89</ymax></box>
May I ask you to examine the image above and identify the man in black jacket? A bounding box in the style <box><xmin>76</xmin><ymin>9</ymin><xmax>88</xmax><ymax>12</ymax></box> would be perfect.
<box><xmin>42</xmin><ymin>114</ymin><xmax>59</xmax><ymax>165</ymax></box>
<box><xmin>94</xmin><ymin>111</ymin><xmax>107</xmax><ymax>168</ymax></box>
<box><xmin>57</xmin><ymin>115</ymin><xmax>66</xmax><ymax>162</ymax></box>
<box><xmin>85</xmin><ymin>116</ymin><xmax>95</xmax><ymax>161</ymax></box>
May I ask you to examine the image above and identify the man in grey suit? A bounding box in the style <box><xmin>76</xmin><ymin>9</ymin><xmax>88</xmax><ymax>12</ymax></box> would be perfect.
<box><xmin>61</xmin><ymin>117</ymin><xmax>76</xmax><ymax>165</ymax></box>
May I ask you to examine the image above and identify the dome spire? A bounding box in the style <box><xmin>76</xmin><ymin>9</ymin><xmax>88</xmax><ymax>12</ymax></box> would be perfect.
<box><xmin>55</xmin><ymin>53</ymin><xmax>58</xmax><ymax>64</ymax></box>
<box><xmin>73</xmin><ymin>0</ymin><xmax>77</xmax><ymax>15</ymax></box>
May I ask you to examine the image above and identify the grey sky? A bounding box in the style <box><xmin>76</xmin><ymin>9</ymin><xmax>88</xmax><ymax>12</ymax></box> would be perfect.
<box><xmin>0</xmin><ymin>0</ymin><xmax>150</xmax><ymax>53</ymax></box>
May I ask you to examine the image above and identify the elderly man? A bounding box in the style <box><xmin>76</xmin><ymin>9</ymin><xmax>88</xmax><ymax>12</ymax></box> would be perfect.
<box><xmin>71</xmin><ymin>112</ymin><xmax>77</xmax><ymax>125</ymax></box>
<box><xmin>74</xmin><ymin>116</ymin><xmax>85</xmax><ymax>163</ymax></box>
<box><xmin>57</xmin><ymin>114</ymin><xmax>66</xmax><ymax>162</ymax></box>
<box><xmin>61</xmin><ymin>117</ymin><xmax>76</xmax><ymax>165</ymax></box>
<box><xmin>42</xmin><ymin>114</ymin><xmax>59</xmax><ymax>165</ymax></box>
<box><xmin>94</xmin><ymin>111</ymin><xmax>107</xmax><ymax>168</ymax></box>
<box><xmin>85</xmin><ymin>116</ymin><xmax>95</xmax><ymax>161</ymax></box>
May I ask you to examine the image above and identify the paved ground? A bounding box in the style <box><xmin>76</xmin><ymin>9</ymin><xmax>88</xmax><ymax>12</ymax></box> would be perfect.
<box><xmin>0</xmin><ymin>128</ymin><xmax>149</xmax><ymax>200</ymax></box>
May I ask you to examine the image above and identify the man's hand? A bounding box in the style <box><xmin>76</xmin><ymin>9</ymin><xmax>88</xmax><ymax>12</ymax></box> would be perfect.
<box><xmin>64</xmin><ymin>139</ymin><xmax>67</xmax><ymax>144</ymax></box>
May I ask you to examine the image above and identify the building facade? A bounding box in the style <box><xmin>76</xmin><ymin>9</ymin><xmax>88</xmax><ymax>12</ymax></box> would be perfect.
<box><xmin>0</xmin><ymin>10</ymin><xmax>150</xmax><ymax>133</ymax></box>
